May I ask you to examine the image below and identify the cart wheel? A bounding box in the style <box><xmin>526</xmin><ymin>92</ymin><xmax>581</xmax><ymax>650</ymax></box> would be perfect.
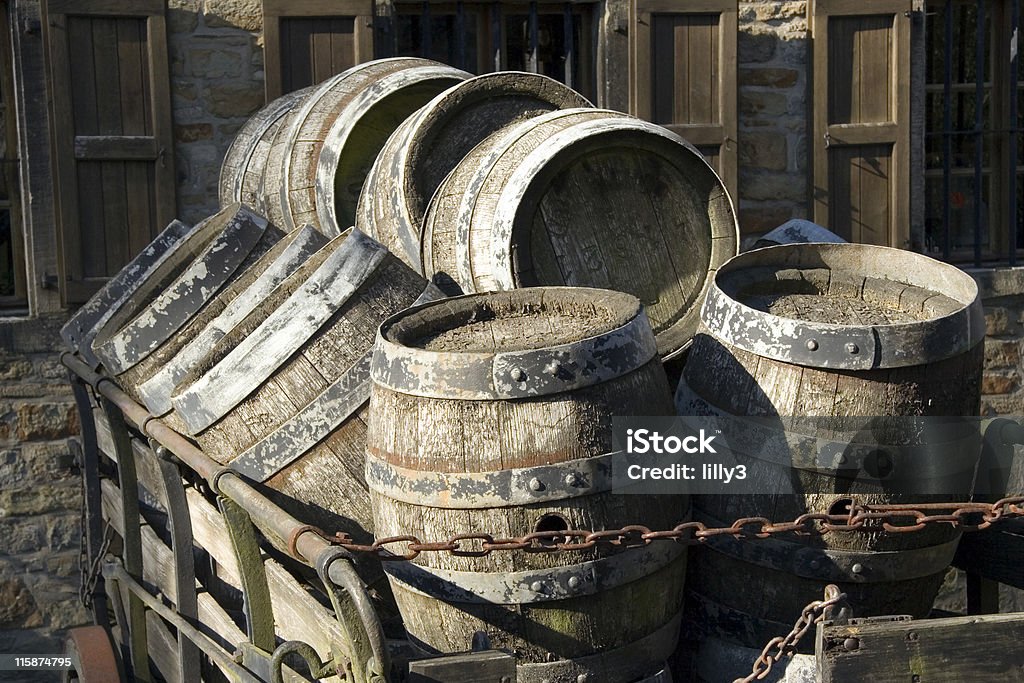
<box><xmin>61</xmin><ymin>625</ymin><xmax>124</xmax><ymax>683</ymax></box>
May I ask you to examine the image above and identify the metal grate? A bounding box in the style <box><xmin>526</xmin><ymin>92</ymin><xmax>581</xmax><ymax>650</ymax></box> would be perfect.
<box><xmin>925</xmin><ymin>0</ymin><xmax>1023</xmax><ymax>266</ymax></box>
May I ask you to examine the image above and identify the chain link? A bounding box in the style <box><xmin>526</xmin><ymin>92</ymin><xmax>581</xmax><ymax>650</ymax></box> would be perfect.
<box><xmin>297</xmin><ymin>495</ymin><xmax>1024</xmax><ymax>562</ymax></box>
<box><xmin>80</xmin><ymin>521</ymin><xmax>114</xmax><ymax>609</ymax></box>
<box><xmin>734</xmin><ymin>588</ymin><xmax>848</xmax><ymax>683</ymax></box>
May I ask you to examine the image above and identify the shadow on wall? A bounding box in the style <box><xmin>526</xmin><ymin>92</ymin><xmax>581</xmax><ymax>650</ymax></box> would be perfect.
<box><xmin>166</xmin><ymin>0</ymin><xmax>267</xmax><ymax>225</ymax></box>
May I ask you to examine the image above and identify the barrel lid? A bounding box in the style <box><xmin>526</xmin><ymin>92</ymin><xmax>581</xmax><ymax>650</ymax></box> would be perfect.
<box><xmin>372</xmin><ymin>287</ymin><xmax>658</xmax><ymax>400</ymax></box>
<box><xmin>700</xmin><ymin>243</ymin><xmax>984</xmax><ymax>370</ymax></box>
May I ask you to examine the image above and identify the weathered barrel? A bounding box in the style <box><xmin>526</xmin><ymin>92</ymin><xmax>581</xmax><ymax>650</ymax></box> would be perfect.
<box><xmin>218</xmin><ymin>87</ymin><xmax>311</xmax><ymax>211</ymax></box>
<box><xmin>89</xmin><ymin>205</ymin><xmax>286</xmax><ymax>401</ymax></box>
<box><xmin>134</xmin><ymin>224</ymin><xmax>329</xmax><ymax>416</ymax></box>
<box><xmin>61</xmin><ymin>218</ymin><xmax>194</xmax><ymax>368</ymax></box>
<box><xmin>421</xmin><ymin>108</ymin><xmax>738</xmax><ymax>359</ymax></box>
<box><xmin>356</xmin><ymin>72</ymin><xmax>590</xmax><ymax>270</ymax></box>
<box><xmin>676</xmin><ymin>243</ymin><xmax>985</xmax><ymax>650</ymax></box>
<box><xmin>169</xmin><ymin>229</ymin><xmax>440</xmax><ymax>543</ymax></box>
<box><xmin>260</xmin><ymin>58</ymin><xmax>469</xmax><ymax>234</ymax></box>
<box><xmin>367</xmin><ymin>287</ymin><xmax>687</xmax><ymax>681</ymax></box>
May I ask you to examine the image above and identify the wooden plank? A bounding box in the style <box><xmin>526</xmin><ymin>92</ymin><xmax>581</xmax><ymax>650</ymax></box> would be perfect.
<box><xmin>407</xmin><ymin>650</ymin><xmax>517</xmax><ymax>681</ymax></box>
<box><xmin>663</xmin><ymin>123</ymin><xmax>725</xmax><ymax>146</ymax></box>
<box><xmin>73</xmin><ymin>136</ymin><xmax>159</xmax><ymax>161</ymax></box>
<box><xmin>824</xmin><ymin>122</ymin><xmax>899</xmax><ymax>146</ymax></box>
<box><xmin>47</xmin><ymin>0</ymin><xmax>164</xmax><ymax>16</ymax></box>
<box><xmin>145</xmin><ymin>12</ymin><xmax>177</xmax><ymax>232</ymax></box>
<box><xmin>817</xmin><ymin>613</ymin><xmax>1024</xmax><ymax>682</ymax></box>
<box><xmin>264</xmin><ymin>0</ymin><xmax>370</xmax><ymax>15</ymax></box>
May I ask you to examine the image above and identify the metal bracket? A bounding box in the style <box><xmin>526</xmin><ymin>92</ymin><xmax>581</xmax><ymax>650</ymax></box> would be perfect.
<box><xmin>99</xmin><ymin>397</ymin><xmax>150</xmax><ymax>683</ymax></box>
<box><xmin>218</xmin><ymin>496</ymin><xmax>276</xmax><ymax>652</ymax></box>
<box><xmin>151</xmin><ymin>440</ymin><xmax>201</xmax><ymax>682</ymax></box>
<box><xmin>316</xmin><ymin>548</ymin><xmax>390</xmax><ymax>683</ymax></box>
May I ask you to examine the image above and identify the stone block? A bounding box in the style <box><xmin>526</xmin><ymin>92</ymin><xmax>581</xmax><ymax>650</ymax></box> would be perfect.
<box><xmin>738</xmin><ymin>132</ymin><xmax>788</xmax><ymax>171</ymax></box>
<box><xmin>0</xmin><ymin>518</ymin><xmax>45</xmax><ymax>555</ymax></box>
<box><xmin>203</xmin><ymin>0</ymin><xmax>263</xmax><ymax>32</ymax></box>
<box><xmin>739</xmin><ymin>67</ymin><xmax>799</xmax><ymax>88</ymax></box>
<box><xmin>0</xmin><ymin>484</ymin><xmax>80</xmax><ymax>517</ymax></box>
<box><xmin>175</xmin><ymin>122</ymin><xmax>215</xmax><ymax>143</ymax></box>
<box><xmin>981</xmin><ymin>371</ymin><xmax>1019</xmax><ymax>396</ymax></box>
<box><xmin>15</xmin><ymin>402</ymin><xmax>78</xmax><ymax>441</ymax></box>
<box><xmin>738</xmin><ymin>30</ymin><xmax>776</xmax><ymax>63</ymax></box>
<box><xmin>740</xmin><ymin>90</ymin><xmax>790</xmax><ymax>117</ymax></box>
<box><xmin>207</xmin><ymin>81</ymin><xmax>265</xmax><ymax>118</ymax></box>
<box><xmin>984</xmin><ymin>338</ymin><xmax>1021</xmax><ymax>369</ymax></box>
<box><xmin>739</xmin><ymin>205</ymin><xmax>794</xmax><ymax>234</ymax></box>
<box><xmin>189</xmin><ymin>47</ymin><xmax>243</xmax><ymax>79</ymax></box>
<box><xmin>0</xmin><ymin>576</ymin><xmax>43</xmax><ymax>629</ymax></box>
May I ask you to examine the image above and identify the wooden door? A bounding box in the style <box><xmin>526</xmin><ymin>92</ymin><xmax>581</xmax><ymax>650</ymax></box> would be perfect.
<box><xmin>263</xmin><ymin>0</ymin><xmax>374</xmax><ymax>100</ymax></box>
<box><xmin>811</xmin><ymin>0</ymin><xmax>912</xmax><ymax>247</ymax></box>
<box><xmin>631</xmin><ymin>0</ymin><xmax>738</xmax><ymax>203</ymax></box>
<box><xmin>44</xmin><ymin>0</ymin><xmax>176</xmax><ymax>304</ymax></box>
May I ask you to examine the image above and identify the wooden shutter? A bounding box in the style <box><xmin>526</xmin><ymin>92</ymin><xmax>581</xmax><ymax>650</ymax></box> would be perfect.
<box><xmin>43</xmin><ymin>0</ymin><xmax>176</xmax><ymax>305</ymax></box>
<box><xmin>810</xmin><ymin>0</ymin><xmax>911</xmax><ymax>247</ymax></box>
<box><xmin>630</xmin><ymin>0</ymin><xmax>738</xmax><ymax>202</ymax></box>
<box><xmin>263</xmin><ymin>0</ymin><xmax>374</xmax><ymax>100</ymax></box>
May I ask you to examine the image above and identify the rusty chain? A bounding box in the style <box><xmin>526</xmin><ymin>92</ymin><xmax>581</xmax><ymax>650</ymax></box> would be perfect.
<box><xmin>294</xmin><ymin>495</ymin><xmax>1024</xmax><ymax>562</ymax></box>
<box><xmin>734</xmin><ymin>587</ymin><xmax>848</xmax><ymax>683</ymax></box>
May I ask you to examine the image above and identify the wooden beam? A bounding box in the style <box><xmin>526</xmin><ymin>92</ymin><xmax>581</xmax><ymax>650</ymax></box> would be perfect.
<box><xmin>817</xmin><ymin>612</ymin><xmax>1024</xmax><ymax>682</ymax></box>
<box><xmin>74</xmin><ymin>136</ymin><xmax>159</xmax><ymax>161</ymax></box>
<box><xmin>408</xmin><ymin>650</ymin><xmax>517</xmax><ymax>682</ymax></box>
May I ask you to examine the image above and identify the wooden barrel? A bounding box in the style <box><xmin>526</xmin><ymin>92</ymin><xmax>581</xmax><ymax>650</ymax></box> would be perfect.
<box><xmin>169</xmin><ymin>229</ymin><xmax>440</xmax><ymax>543</ymax></box>
<box><xmin>133</xmin><ymin>224</ymin><xmax>329</xmax><ymax>416</ymax></box>
<box><xmin>218</xmin><ymin>87</ymin><xmax>312</xmax><ymax>211</ymax></box>
<box><xmin>676</xmin><ymin>243</ymin><xmax>985</xmax><ymax>650</ymax></box>
<box><xmin>356</xmin><ymin>72</ymin><xmax>590</xmax><ymax>270</ymax></box>
<box><xmin>421</xmin><ymin>108</ymin><xmax>738</xmax><ymax>359</ymax></box>
<box><xmin>367</xmin><ymin>287</ymin><xmax>687</xmax><ymax>681</ymax></box>
<box><xmin>89</xmin><ymin>205</ymin><xmax>286</xmax><ymax>401</ymax></box>
<box><xmin>260</xmin><ymin>58</ymin><xmax>469</xmax><ymax>234</ymax></box>
<box><xmin>61</xmin><ymin>218</ymin><xmax>194</xmax><ymax>369</ymax></box>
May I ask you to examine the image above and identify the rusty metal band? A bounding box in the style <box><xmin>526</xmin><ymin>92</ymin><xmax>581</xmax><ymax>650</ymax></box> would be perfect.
<box><xmin>695</xmin><ymin>510</ymin><xmax>961</xmax><ymax>583</ymax></box>
<box><xmin>701</xmin><ymin>243</ymin><xmax>984</xmax><ymax>370</ymax></box>
<box><xmin>514</xmin><ymin>612</ymin><xmax>682</xmax><ymax>683</ymax></box>
<box><xmin>96</xmin><ymin>206</ymin><xmax>271</xmax><ymax>374</ymax></box>
<box><xmin>384</xmin><ymin>541</ymin><xmax>684</xmax><ymax>605</ymax></box>
<box><xmin>136</xmin><ymin>225</ymin><xmax>328</xmax><ymax>416</ymax></box>
<box><xmin>372</xmin><ymin>291</ymin><xmax>658</xmax><ymax>400</ymax></box>
<box><xmin>365</xmin><ymin>449</ymin><xmax>618</xmax><ymax>508</ymax></box>
<box><xmin>62</xmin><ymin>219</ymin><xmax>194</xmax><ymax>368</ymax></box>
<box><xmin>229</xmin><ymin>283</ymin><xmax>443</xmax><ymax>483</ymax></box>
<box><xmin>174</xmin><ymin>229</ymin><xmax>388</xmax><ymax>435</ymax></box>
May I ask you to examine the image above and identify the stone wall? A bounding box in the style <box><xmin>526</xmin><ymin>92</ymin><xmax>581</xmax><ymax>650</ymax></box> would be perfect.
<box><xmin>0</xmin><ymin>316</ymin><xmax>86</xmax><ymax>679</ymax></box>
<box><xmin>736</xmin><ymin>1</ymin><xmax>810</xmax><ymax>233</ymax></box>
<box><xmin>168</xmin><ymin>0</ymin><xmax>264</xmax><ymax>225</ymax></box>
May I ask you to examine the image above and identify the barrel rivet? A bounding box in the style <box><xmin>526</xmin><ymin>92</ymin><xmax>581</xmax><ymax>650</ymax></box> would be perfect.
<box><xmin>529</xmin><ymin>477</ymin><xmax>544</xmax><ymax>492</ymax></box>
<box><xmin>837</xmin><ymin>454</ymin><xmax>848</xmax><ymax>465</ymax></box>
<box><xmin>511</xmin><ymin>368</ymin><xmax>526</xmax><ymax>382</ymax></box>
<box><xmin>565</xmin><ymin>472</ymin><xmax>581</xmax><ymax>487</ymax></box>
<box><xmin>544</xmin><ymin>361</ymin><xmax>562</xmax><ymax>375</ymax></box>
<box><xmin>846</xmin><ymin>343</ymin><xmax>859</xmax><ymax>354</ymax></box>
<box><xmin>577</xmin><ymin>675</ymin><xmax>588</xmax><ymax>683</ymax></box>
<box><xmin>530</xmin><ymin>581</ymin><xmax>544</xmax><ymax>592</ymax></box>
<box><xmin>851</xmin><ymin>563</ymin><xmax>864</xmax><ymax>575</ymax></box>
<box><xmin>809</xmin><ymin>559</ymin><xmax>821</xmax><ymax>570</ymax></box>
<box><xmin>567</xmin><ymin>575</ymin><xmax>581</xmax><ymax>590</ymax></box>
<box><xmin>806</xmin><ymin>339</ymin><xmax>819</xmax><ymax>351</ymax></box>
<box><xmin>843</xmin><ymin>637</ymin><xmax>859</xmax><ymax>651</ymax></box>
